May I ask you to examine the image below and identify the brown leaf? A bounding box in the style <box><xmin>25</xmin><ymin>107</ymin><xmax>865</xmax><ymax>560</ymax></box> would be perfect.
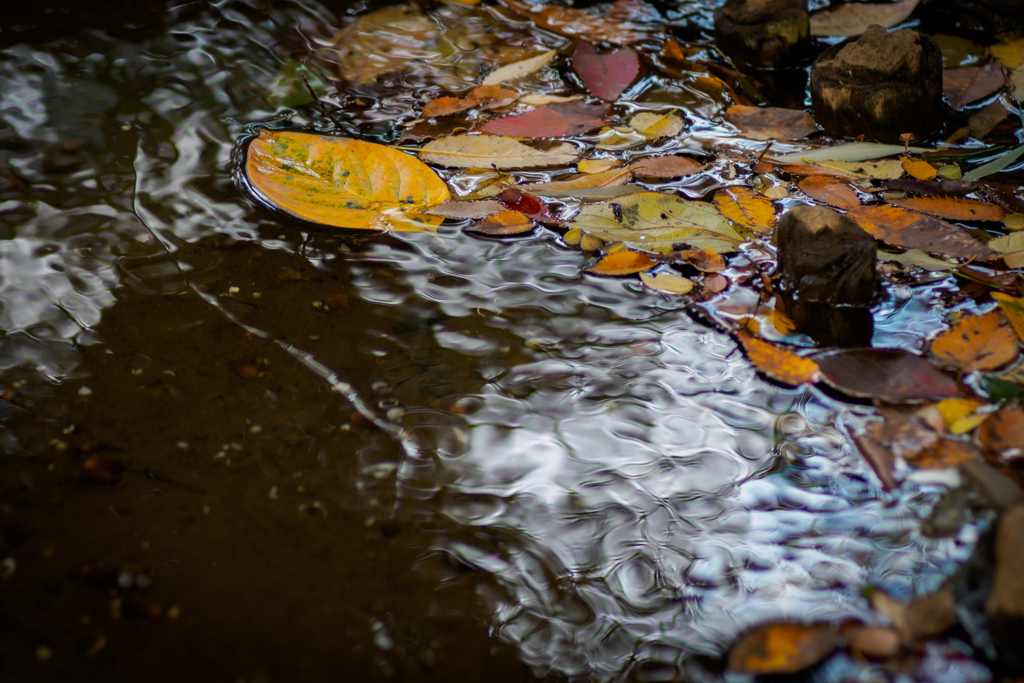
<box><xmin>466</xmin><ymin>210</ymin><xmax>536</xmax><ymax>236</ymax></box>
<box><xmin>911</xmin><ymin>439</ymin><xmax>983</xmax><ymax>469</ymax></box>
<box><xmin>713</xmin><ymin>187</ymin><xmax>776</xmax><ymax>232</ymax></box>
<box><xmin>979</xmin><ymin>407</ymin><xmax>1024</xmax><ymax>462</ymax></box>
<box><xmin>424</xmin><ymin>199</ymin><xmax>505</xmax><ymax>219</ymax></box>
<box><xmin>727</xmin><ymin>622</ymin><xmax>838</xmax><ymax>674</ymax></box>
<box><xmin>815</xmin><ymin>348</ymin><xmax>962</xmax><ymax>403</ymax></box>
<box><xmin>479</xmin><ymin>102</ymin><xmax>609</xmax><ymax>138</ymax></box>
<box><xmin>888</xmin><ymin>196</ymin><xmax>1007</xmax><ymax>222</ymax></box>
<box><xmin>930</xmin><ymin>310</ymin><xmax>1019</xmax><ymax>373</ymax></box>
<box><xmin>725</xmin><ymin>105</ymin><xmax>819</xmax><ymax>141</ymax></box>
<box><xmin>969</xmin><ymin>101</ymin><xmax>1012</xmax><ymax>139</ymax></box>
<box><xmin>867</xmin><ymin>405</ymin><xmax>943</xmax><ymax>459</ymax></box>
<box><xmin>846</xmin><ymin>205</ymin><xmax>996</xmax><ymax>261</ymax></box>
<box><xmin>871</xmin><ymin>588</ymin><xmax>956</xmax><ymax>644</ymax></box>
<box><xmin>852</xmin><ymin>433</ymin><xmax>898</xmax><ymax>490</ymax></box>
<box><xmin>737</xmin><ymin>331</ymin><xmax>822</xmax><ymax>386</ymax></box>
<box><xmin>943</xmin><ymin>64</ymin><xmax>1007</xmax><ymax>111</ymax></box>
<box><xmin>797</xmin><ymin>176</ymin><xmax>861</xmax><ymax>209</ymax></box>
<box><xmin>626</xmin><ymin>155</ymin><xmax>703</xmax><ymax>179</ymax></box>
<box><xmin>887</xmin><ymin>178</ymin><xmax>978</xmax><ymax>197</ymax></box>
<box><xmin>587</xmin><ymin>250</ymin><xmax>657</xmax><ymax>276</ymax></box>
<box><xmin>498</xmin><ymin>0</ymin><xmax>643</xmax><ymax>45</ymax></box>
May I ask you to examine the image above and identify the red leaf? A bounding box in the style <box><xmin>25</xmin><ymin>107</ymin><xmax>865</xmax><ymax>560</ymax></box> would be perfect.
<box><xmin>572</xmin><ymin>42</ymin><xmax>641</xmax><ymax>101</ymax></box>
<box><xmin>814</xmin><ymin>349</ymin><xmax>962</xmax><ymax>403</ymax></box>
<box><xmin>478</xmin><ymin>102</ymin><xmax>609</xmax><ymax>138</ymax></box>
<box><xmin>495</xmin><ymin>188</ymin><xmax>558</xmax><ymax>224</ymax></box>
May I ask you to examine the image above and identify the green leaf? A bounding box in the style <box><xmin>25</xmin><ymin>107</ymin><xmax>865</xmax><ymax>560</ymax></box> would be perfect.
<box><xmin>568</xmin><ymin>192</ymin><xmax>743</xmax><ymax>254</ymax></box>
<box><xmin>962</xmin><ymin>142</ymin><xmax>1024</xmax><ymax>181</ymax></box>
<box><xmin>771</xmin><ymin>142</ymin><xmax>926</xmax><ymax>164</ymax></box>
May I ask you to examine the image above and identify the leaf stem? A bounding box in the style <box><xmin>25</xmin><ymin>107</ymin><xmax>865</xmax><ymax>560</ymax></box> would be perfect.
<box><xmin>301</xmin><ymin>74</ymin><xmax>345</xmax><ymax>131</ymax></box>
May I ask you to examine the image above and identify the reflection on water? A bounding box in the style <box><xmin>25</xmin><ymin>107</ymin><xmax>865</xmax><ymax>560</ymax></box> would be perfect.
<box><xmin>0</xmin><ymin>1</ymin><xmax>992</xmax><ymax>681</ymax></box>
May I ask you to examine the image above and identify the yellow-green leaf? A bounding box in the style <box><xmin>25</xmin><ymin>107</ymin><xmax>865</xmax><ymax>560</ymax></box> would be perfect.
<box><xmin>628</xmin><ymin>112</ymin><xmax>685</xmax><ymax>140</ymax></box>
<box><xmin>569</xmin><ymin>191</ymin><xmax>743</xmax><ymax>254</ymax></box>
<box><xmin>246</xmin><ymin>130</ymin><xmax>450</xmax><ymax>230</ymax></box>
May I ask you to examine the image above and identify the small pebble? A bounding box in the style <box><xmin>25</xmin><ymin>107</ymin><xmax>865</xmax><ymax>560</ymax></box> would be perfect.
<box><xmin>167</xmin><ymin>605</ymin><xmax>181</xmax><ymax>619</ymax></box>
<box><xmin>35</xmin><ymin>646</ymin><xmax>53</xmax><ymax>661</ymax></box>
<box><xmin>228</xmin><ymin>286</ymin><xmax>239</xmax><ymax>295</ymax></box>
<box><xmin>1</xmin><ymin>557</ymin><xmax>15</xmax><ymax>579</ymax></box>
<box><xmin>386</xmin><ymin>407</ymin><xmax>405</xmax><ymax>421</ymax></box>
<box><xmin>269</xmin><ymin>486</ymin><xmax>278</xmax><ymax>500</ymax></box>
<box><xmin>78</xmin><ymin>386</ymin><xmax>93</xmax><ymax>397</ymax></box>
<box><xmin>937</xmin><ymin>164</ymin><xmax>962</xmax><ymax>180</ymax></box>
<box><xmin>249</xmin><ymin>425</ymin><xmax>262</xmax><ymax>434</ymax></box>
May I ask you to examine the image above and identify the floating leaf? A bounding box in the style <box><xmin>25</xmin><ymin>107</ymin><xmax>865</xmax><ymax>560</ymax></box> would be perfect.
<box><xmin>466</xmin><ymin>210</ymin><xmax>535</xmax><ymax>236</ymax></box>
<box><xmin>713</xmin><ymin>187</ymin><xmax>776</xmax><ymax>233</ymax></box>
<box><xmin>246</xmin><ymin>130</ymin><xmax>449</xmax><ymax>230</ymax></box>
<box><xmin>992</xmin><ymin>292</ymin><xmax>1024</xmax><ymax>343</ymax></box>
<box><xmin>737</xmin><ymin>331</ymin><xmax>822</xmax><ymax>386</ymax></box>
<box><xmin>821</xmin><ymin>159</ymin><xmax>905</xmax><ymax>180</ymax></box>
<box><xmin>943</xmin><ymin>64</ymin><xmax>1007</xmax><ymax>111</ymax></box>
<box><xmin>479</xmin><ymin>102</ymin><xmax>609</xmax><ymax>138</ymax></box>
<box><xmin>639</xmin><ymin>270</ymin><xmax>694</xmax><ymax>294</ymax></box>
<box><xmin>495</xmin><ymin>188</ymin><xmax>558</xmax><ymax>224</ymax></box>
<box><xmin>797</xmin><ymin>176</ymin><xmax>861</xmax><ymax>209</ymax></box>
<box><xmin>847</xmin><ymin>205</ymin><xmax>996</xmax><ymax>261</ymax></box>
<box><xmin>332</xmin><ymin>6</ymin><xmax>437</xmax><ymax>84</ymax></box>
<box><xmin>877</xmin><ymin>249</ymin><xmax>957</xmax><ymax>271</ymax></box>
<box><xmin>887</xmin><ymin>178</ymin><xmax>977</xmax><ymax>197</ymax></box>
<box><xmin>520</xmin><ymin>167</ymin><xmax>632</xmax><ymax>195</ymax></box>
<box><xmin>962</xmin><ymin>142</ymin><xmax>1024</xmax><ymax>182</ymax></box>
<box><xmin>481</xmin><ymin>50</ymin><xmax>557</xmax><ymax>86</ymax></box>
<box><xmin>810</xmin><ymin>0</ymin><xmax>920</xmax><ymax>37</ymax></box>
<box><xmin>889</xmin><ymin>196</ymin><xmax>1007</xmax><ymax>222</ymax></box>
<box><xmin>519</xmin><ymin>93</ymin><xmax>585</xmax><ymax>105</ymax></box>
<box><xmin>930</xmin><ymin>310</ymin><xmax>1019</xmax><ymax>373</ymax></box>
<box><xmin>626</xmin><ymin>155</ymin><xmax>703</xmax><ymax>179</ymax></box>
<box><xmin>572</xmin><ymin>42</ymin><xmax>640</xmax><ymax>101</ymax></box>
<box><xmin>422</xmin><ymin>86</ymin><xmax>519</xmax><ymax>117</ymax></box>
<box><xmin>498</xmin><ymin>0</ymin><xmax>643</xmax><ymax>45</ymax></box>
<box><xmin>424</xmin><ymin>199</ymin><xmax>504</xmax><ymax>219</ymax></box>
<box><xmin>569</xmin><ymin>192</ymin><xmax>743</xmax><ymax>254</ymax></box>
<box><xmin>677</xmin><ymin>248</ymin><xmax>726</xmax><ymax>272</ymax></box>
<box><xmin>772</xmin><ymin>142</ymin><xmax>924</xmax><ymax>164</ymax></box>
<box><xmin>979</xmin><ymin>406</ymin><xmax>1024</xmax><ymax>461</ymax></box>
<box><xmin>627</xmin><ymin>112</ymin><xmax>685</xmax><ymax>140</ymax></box>
<box><xmin>969</xmin><ymin>101</ymin><xmax>1012</xmax><ymax>139</ymax></box>
<box><xmin>728</xmin><ymin>623</ymin><xmax>838</xmax><ymax>675</ymax></box>
<box><xmin>815</xmin><ymin>348</ymin><xmax>962</xmax><ymax>402</ymax></box>
<box><xmin>901</xmin><ymin>157</ymin><xmax>937</xmax><ymax>181</ymax></box>
<box><xmin>987</xmin><ymin>231</ymin><xmax>1024</xmax><ymax>267</ymax></box>
<box><xmin>578</xmin><ymin>158</ymin><xmax>621</xmax><ymax>173</ymax></box>
<box><xmin>587</xmin><ymin>250</ymin><xmax>656</xmax><ymax>276</ymax></box>
<box><xmin>419</xmin><ymin>135</ymin><xmax>580</xmax><ymax>169</ymax></box>
<box><xmin>724</xmin><ymin>105</ymin><xmax>819</xmax><ymax>141</ymax></box>
<box><xmin>853</xmin><ymin>433</ymin><xmax>898</xmax><ymax>490</ymax></box>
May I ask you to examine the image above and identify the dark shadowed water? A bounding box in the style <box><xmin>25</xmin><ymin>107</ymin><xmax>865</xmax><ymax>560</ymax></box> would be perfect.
<box><xmin>0</xmin><ymin>1</ymin><xmax>999</xmax><ymax>681</ymax></box>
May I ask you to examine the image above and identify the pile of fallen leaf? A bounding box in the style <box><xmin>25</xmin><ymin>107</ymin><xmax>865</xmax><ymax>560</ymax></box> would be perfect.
<box><xmin>244</xmin><ymin>0</ymin><xmax>1024</xmax><ymax>676</ymax></box>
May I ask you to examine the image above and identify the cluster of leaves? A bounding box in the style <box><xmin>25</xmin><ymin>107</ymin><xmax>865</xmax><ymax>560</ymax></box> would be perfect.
<box><xmin>246</xmin><ymin>0</ymin><xmax>1024</xmax><ymax>676</ymax></box>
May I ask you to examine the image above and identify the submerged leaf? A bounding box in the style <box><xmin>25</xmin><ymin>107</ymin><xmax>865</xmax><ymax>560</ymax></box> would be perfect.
<box><xmin>737</xmin><ymin>331</ymin><xmax>822</xmax><ymax>386</ymax></box>
<box><xmin>626</xmin><ymin>155</ymin><xmax>703</xmax><ymax>179</ymax></box>
<box><xmin>713</xmin><ymin>187</ymin><xmax>776</xmax><ymax>233</ymax></box>
<box><xmin>481</xmin><ymin>50</ymin><xmax>557</xmax><ymax>86</ymax></box>
<box><xmin>419</xmin><ymin>135</ymin><xmax>580</xmax><ymax>169</ymax></box>
<box><xmin>943</xmin><ymin>64</ymin><xmax>1007</xmax><ymax>111</ymax></box>
<box><xmin>847</xmin><ymin>205</ymin><xmax>996</xmax><ymax>261</ymax></box>
<box><xmin>498</xmin><ymin>0</ymin><xmax>643</xmax><ymax>44</ymax></box>
<box><xmin>728</xmin><ymin>623</ymin><xmax>838</xmax><ymax>674</ymax></box>
<box><xmin>628</xmin><ymin>112</ymin><xmax>685</xmax><ymax>140</ymax></box>
<box><xmin>478</xmin><ymin>102</ymin><xmax>609</xmax><ymax>138</ymax></box>
<box><xmin>573</xmin><ymin>42</ymin><xmax>641</xmax><ymax>101</ymax></box>
<box><xmin>724</xmin><ymin>106</ymin><xmax>819</xmax><ymax>141</ymax></box>
<box><xmin>246</xmin><ymin>130</ymin><xmax>449</xmax><ymax>230</ymax></box>
<box><xmin>929</xmin><ymin>310</ymin><xmax>1019</xmax><ymax>373</ymax></box>
<box><xmin>810</xmin><ymin>0</ymin><xmax>920</xmax><ymax>37</ymax></box>
<box><xmin>332</xmin><ymin>6</ymin><xmax>437</xmax><ymax>84</ymax></box>
<box><xmin>569</xmin><ymin>192</ymin><xmax>743</xmax><ymax>254</ymax></box>
<box><xmin>815</xmin><ymin>348</ymin><xmax>962</xmax><ymax>402</ymax></box>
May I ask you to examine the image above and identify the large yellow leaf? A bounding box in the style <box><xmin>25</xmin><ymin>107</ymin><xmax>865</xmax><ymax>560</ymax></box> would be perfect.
<box><xmin>569</xmin><ymin>192</ymin><xmax>742</xmax><ymax>254</ymax></box>
<box><xmin>246</xmin><ymin>130</ymin><xmax>450</xmax><ymax>230</ymax></box>
<box><xmin>713</xmin><ymin>187</ymin><xmax>776</xmax><ymax>232</ymax></box>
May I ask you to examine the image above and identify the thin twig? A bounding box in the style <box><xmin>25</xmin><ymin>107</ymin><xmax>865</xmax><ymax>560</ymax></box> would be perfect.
<box><xmin>302</xmin><ymin>74</ymin><xmax>344</xmax><ymax>130</ymax></box>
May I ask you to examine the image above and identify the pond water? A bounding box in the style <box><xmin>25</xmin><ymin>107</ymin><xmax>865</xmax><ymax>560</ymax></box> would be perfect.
<box><xmin>0</xmin><ymin>1</ymin><xmax>1008</xmax><ymax>681</ymax></box>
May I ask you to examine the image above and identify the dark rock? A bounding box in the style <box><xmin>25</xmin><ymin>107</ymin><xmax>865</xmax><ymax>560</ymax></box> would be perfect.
<box><xmin>714</xmin><ymin>0</ymin><xmax>810</xmax><ymax>69</ymax></box>
<box><xmin>810</xmin><ymin>25</ymin><xmax>943</xmax><ymax>143</ymax></box>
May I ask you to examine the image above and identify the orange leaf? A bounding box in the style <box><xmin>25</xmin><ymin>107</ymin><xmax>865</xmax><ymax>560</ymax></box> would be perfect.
<box><xmin>245</xmin><ymin>129</ymin><xmax>449</xmax><ymax>230</ymax></box>
<box><xmin>422</xmin><ymin>86</ymin><xmax>519</xmax><ymax>117</ymax></box>
<box><xmin>676</xmin><ymin>248</ymin><xmax>726</xmax><ymax>272</ymax></box>
<box><xmin>713</xmin><ymin>187</ymin><xmax>776</xmax><ymax>232</ymax></box>
<box><xmin>929</xmin><ymin>310</ymin><xmax>1019</xmax><ymax>373</ymax></box>
<box><xmin>846</xmin><ymin>205</ymin><xmax>996</xmax><ymax>261</ymax></box>
<box><xmin>910</xmin><ymin>439</ymin><xmax>983</xmax><ymax>469</ymax></box>
<box><xmin>728</xmin><ymin>622</ymin><xmax>838</xmax><ymax>674</ymax></box>
<box><xmin>466</xmin><ymin>210</ymin><xmax>536</xmax><ymax>236</ymax></box>
<box><xmin>979</xmin><ymin>406</ymin><xmax>1024</xmax><ymax>461</ymax></box>
<box><xmin>992</xmin><ymin>292</ymin><xmax>1024</xmax><ymax>343</ymax></box>
<box><xmin>888</xmin><ymin>196</ymin><xmax>1007</xmax><ymax>222</ymax></box>
<box><xmin>797</xmin><ymin>176</ymin><xmax>861</xmax><ymax>209</ymax></box>
<box><xmin>587</xmin><ymin>250</ymin><xmax>656</xmax><ymax>276</ymax></box>
<box><xmin>660</xmin><ymin>38</ymin><xmax>686</xmax><ymax>62</ymax></box>
<box><xmin>900</xmin><ymin>157</ymin><xmax>937</xmax><ymax>180</ymax></box>
<box><xmin>737</xmin><ymin>331</ymin><xmax>822</xmax><ymax>386</ymax></box>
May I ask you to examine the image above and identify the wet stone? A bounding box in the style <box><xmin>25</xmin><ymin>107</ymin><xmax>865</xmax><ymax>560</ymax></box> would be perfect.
<box><xmin>810</xmin><ymin>25</ymin><xmax>943</xmax><ymax>143</ymax></box>
<box><xmin>713</xmin><ymin>0</ymin><xmax>810</xmax><ymax>69</ymax></box>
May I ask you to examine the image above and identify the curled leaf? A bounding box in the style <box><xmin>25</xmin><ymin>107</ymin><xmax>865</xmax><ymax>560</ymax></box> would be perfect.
<box><xmin>587</xmin><ymin>250</ymin><xmax>656</xmax><ymax>276</ymax></box>
<box><xmin>482</xmin><ymin>50</ymin><xmax>557</xmax><ymax>86</ymax></box>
